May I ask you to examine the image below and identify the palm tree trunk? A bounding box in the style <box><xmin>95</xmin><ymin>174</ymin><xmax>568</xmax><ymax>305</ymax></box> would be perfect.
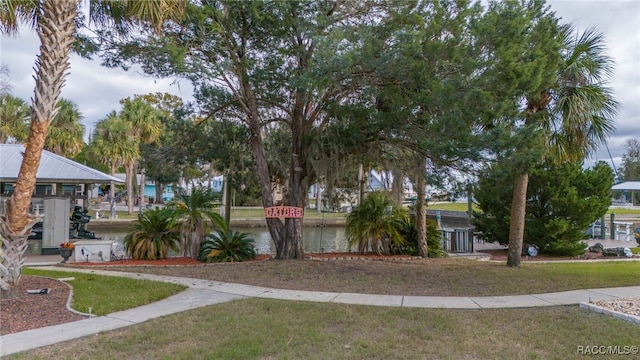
<box><xmin>126</xmin><ymin>161</ymin><xmax>134</xmax><ymax>215</ymax></box>
<box><xmin>109</xmin><ymin>162</ymin><xmax>117</xmax><ymax>218</ymax></box>
<box><xmin>414</xmin><ymin>162</ymin><xmax>429</xmax><ymax>258</ymax></box>
<box><xmin>1</xmin><ymin>0</ymin><xmax>78</xmax><ymax>291</ymax></box>
<box><xmin>0</xmin><ymin>216</ymin><xmax>41</xmax><ymax>293</ymax></box>
<box><xmin>5</xmin><ymin>0</ymin><xmax>78</xmax><ymax>233</ymax></box>
<box><xmin>507</xmin><ymin>172</ymin><xmax>529</xmax><ymax>267</ymax></box>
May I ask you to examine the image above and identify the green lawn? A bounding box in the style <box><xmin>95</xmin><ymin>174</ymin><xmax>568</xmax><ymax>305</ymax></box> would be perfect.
<box><xmin>12</xmin><ymin>261</ymin><xmax>640</xmax><ymax>359</ymax></box>
<box><xmin>9</xmin><ymin>298</ymin><xmax>640</xmax><ymax>360</ymax></box>
<box><xmin>97</xmin><ymin>202</ymin><xmax>639</xmax><ymax>220</ymax></box>
<box><xmin>22</xmin><ymin>268</ymin><xmax>186</xmax><ymax>315</ymax></box>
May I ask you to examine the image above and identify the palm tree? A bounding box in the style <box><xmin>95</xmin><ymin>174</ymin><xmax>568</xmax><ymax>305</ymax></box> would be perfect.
<box><xmin>45</xmin><ymin>98</ymin><xmax>85</xmax><ymax>157</ymax></box>
<box><xmin>0</xmin><ymin>0</ymin><xmax>78</xmax><ymax>295</ymax></box>
<box><xmin>0</xmin><ymin>0</ymin><xmax>185</xmax><ymax>292</ymax></box>
<box><xmin>506</xmin><ymin>25</ymin><xmax>618</xmax><ymax>267</ymax></box>
<box><xmin>0</xmin><ymin>94</ymin><xmax>29</xmax><ymax>143</ymax></box>
<box><xmin>89</xmin><ymin>111</ymin><xmax>137</xmax><ymax>218</ymax></box>
<box><xmin>345</xmin><ymin>191</ymin><xmax>406</xmax><ymax>255</ymax></box>
<box><xmin>199</xmin><ymin>212</ymin><xmax>256</xmax><ymax>262</ymax></box>
<box><xmin>124</xmin><ymin>207</ymin><xmax>180</xmax><ymax>260</ymax></box>
<box><xmin>119</xmin><ymin>96</ymin><xmax>163</xmax><ymax>215</ymax></box>
<box><xmin>167</xmin><ymin>186</ymin><xmax>218</xmax><ymax>259</ymax></box>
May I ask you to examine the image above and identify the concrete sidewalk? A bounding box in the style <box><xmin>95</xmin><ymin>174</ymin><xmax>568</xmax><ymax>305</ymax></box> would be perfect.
<box><xmin>2</xmin><ymin>266</ymin><xmax>640</xmax><ymax>356</ymax></box>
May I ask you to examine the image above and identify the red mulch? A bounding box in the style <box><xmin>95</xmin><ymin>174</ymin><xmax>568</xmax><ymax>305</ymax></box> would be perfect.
<box><xmin>68</xmin><ymin>254</ymin><xmax>273</xmax><ymax>267</ymax></box>
<box><xmin>1</xmin><ymin>276</ymin><xmax>86</xmax><ymax>335</ymax></box>
<box><xmin>66</xmin><ymin>253</ymin><xmax>420</xmax><ymax>266</ymax></box>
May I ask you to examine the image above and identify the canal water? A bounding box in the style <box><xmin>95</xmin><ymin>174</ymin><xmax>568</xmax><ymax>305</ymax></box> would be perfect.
<box><xmin>95</xmin><ymin>227</ymin><xmax>350</xmax><ymax>255</ymax></box>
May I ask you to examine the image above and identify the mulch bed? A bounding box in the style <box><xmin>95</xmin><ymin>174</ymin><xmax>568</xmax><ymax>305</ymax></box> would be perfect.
<box><xmin>65</xmin><ymin>253</ymin><xmax>421</xmax><ymax>266</ymax></box>
<box><xmin>1</xmin><ymin>276</ymin><xmax>87</xmax><ymax>335</ymax></box>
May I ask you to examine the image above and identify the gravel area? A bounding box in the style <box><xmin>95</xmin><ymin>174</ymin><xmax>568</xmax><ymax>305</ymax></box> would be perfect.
<box><xmin>592</xmin><ymin>298</ymin><xmax>640</xmax><ymax>316</ymax></box>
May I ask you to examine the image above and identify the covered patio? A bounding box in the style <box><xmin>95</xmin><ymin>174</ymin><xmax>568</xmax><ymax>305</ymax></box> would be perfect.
<box><xmin>0</xmin><ymin>144</ymin><xmax>122</xmax><ymax>253</ymax></box>
<box><xmin>611</xmin><ymin>181</ymin><xmax>640</xmax><ymax>206</ymax></box>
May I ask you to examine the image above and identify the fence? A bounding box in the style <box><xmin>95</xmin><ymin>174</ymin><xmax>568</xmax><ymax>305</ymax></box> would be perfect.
<box><xmin>440</xmin><ymin>228</ymin><xmax>475</xmax><ymax>253</ymax></box>
<box><xmin>588</xmin><ymin>220</ymin><xmax>636</xmax><ymax>241</ymax></box>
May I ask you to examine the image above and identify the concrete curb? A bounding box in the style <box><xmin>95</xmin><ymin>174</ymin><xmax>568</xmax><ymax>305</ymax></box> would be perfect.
<box><xmin>579</xmin><ymin>302</ymin><xmax>640</xmax><ymax>325</ymax></box>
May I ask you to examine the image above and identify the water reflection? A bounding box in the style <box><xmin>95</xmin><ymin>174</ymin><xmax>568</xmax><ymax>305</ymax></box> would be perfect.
<box><xmin>94</xmin><ymin>227</ymin><xmax>350</xmax><ymax>255</ymax></box>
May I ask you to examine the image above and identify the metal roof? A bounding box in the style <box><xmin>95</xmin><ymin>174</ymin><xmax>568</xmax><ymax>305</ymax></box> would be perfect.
<box><xmin>0</xmin><ymin>144</ymin><xmax>123</xmax><ymax>184</ymax></box>
<box><xmin>611</xmin><ymin>181</ymin><xmax>640</xmax><ymax>191</ymax></box>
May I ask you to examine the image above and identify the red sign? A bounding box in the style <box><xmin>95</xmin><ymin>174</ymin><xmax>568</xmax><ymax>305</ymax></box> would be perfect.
<box><xmin>264</xmin><ymin>206</ymin><xmax>304</xmax><ymax>219</ymax></box>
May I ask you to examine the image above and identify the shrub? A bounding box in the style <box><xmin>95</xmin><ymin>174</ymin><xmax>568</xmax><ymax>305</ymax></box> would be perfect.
<box><xmin>345</xmin><ymin>191</ymin><xmax>406</xmax><ymax>255</ymax></box>
<box><xmin>124</xmin><ymin>208</ymin><xmax>181</xmax><ymax>260</ymax></box>
<box><xmin>199</xmin><ymin>213</ymin><xmax>256</xmax><ymax>262</ymax></box>
<box><xmin>473</xmin><ymin>160</ymin><xmax>612</xmax><ymax>256</ymax></box>
<box><xmin>395</xmin><ymin>216</ymin><xmax>447</xmax><ymax>258</ymax></box>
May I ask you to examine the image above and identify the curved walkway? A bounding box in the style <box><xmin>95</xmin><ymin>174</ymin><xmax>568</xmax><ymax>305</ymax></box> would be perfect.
<box><xmin>2</xmin><ymin>266</ymin><xmax>640</xmax><ymax>356</ymax></box>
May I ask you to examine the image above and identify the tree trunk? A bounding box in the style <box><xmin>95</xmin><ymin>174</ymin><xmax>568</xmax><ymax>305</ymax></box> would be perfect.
<box><xmin>126</xmin><ymin>161</ymin><xmax>134</xmax><ymax>215</ymax></box>
<box><xmin>391</xmin><ymin>168</ymin><xmax>404</xmax><ymax>207</ymax></box>
<box><xmin>109</xmin><ymin>162</ymin><xmax>117</xmax><ymax>218</ymax></box>
<box><xmin>5</xmin><ymin>0</ymin><xmax>78</xmax><ymax>233</ymax></box>
<box><xmin>245</xmin><ymin>98</ymin><xmax>286</xmax><ymax>257</ymax></box>
<box><xmin>155</xmin><ymin>180</ymin><xmax>164</xmax><ymax>205</ymax></box>
<box><xmin>0</xmin><ymin>216</ymin><xmax>40</xmax><ymax>292</ymax></box>
<box><xmin>139</xmin><ymin>167</ymin><xmax>145</xmax><ymax>213</ymax></box>
<box><xmin>413</xmin><ymin>158</ymin><xmax>429</xmax><ymax>258</ymax></box>
<box><xmin>275</xmin><ymin>153</ymin><xmax>305</xmax><ymax>259</ymax></box>
<box><xmin>507</xmin><ymin>172</ymin><xmax>529</xmax><ymax>267</ymax></box>
<box><xmin>273</xmin><ymin>103</ymin><xmax>306</xmax><ymax>259</ymax></box>
<box><xmin>1</xmin><ymin>0</ymin><xmax>78</xmax><ymax>291</ymax></box>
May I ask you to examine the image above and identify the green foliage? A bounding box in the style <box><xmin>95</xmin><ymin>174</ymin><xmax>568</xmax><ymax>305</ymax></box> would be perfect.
<box><xmin>0</xmin><ymin>94</ymin><xmax>29</xmax><ymax>143</ymax></box>
<box><xmin>124</xmin><ymin>208</ymin><xmax>180</xmax><ymax>260</ymax></box>
<box><xmin>45</xmin><ymin>98</ymin><xmax>85</xmax><ymax>157</ymax></box>
<box><xmin>619</xmin><ymin>138</ymin><xmax>640</xmax><ymax>185</ymax></box>
<box><xmin>199</xmin><ymin>212</ymin><xmax>256</xmax><ymax>262</ymax></box>
<box><xmin>168</xmin><ymin>186</ymin><xmax>219</xmax><ymax>258</ymax></box>
<box><xmin>346</xmin><ymin>191</ymin><xmax>406</xmax><ymax>255</ymax></box>
<box><xmin>473</xmin><ymin>160</ymin><xmax>613</xmax><ymax>256</ymax></box>
<box><xmin>395</xmin><ymin>216</ymin><xmax>446</xmax><ymax>258</ymax></box>
<box><xmin>23</xmin><ymin>268</ymin><xmax>186</xmax><ymax>315</ymax></box>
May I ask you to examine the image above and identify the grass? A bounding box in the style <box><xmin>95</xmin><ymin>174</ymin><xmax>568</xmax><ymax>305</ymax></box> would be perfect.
<box><xmin>22</xmin><ymin>268</ymin><xmax>186</xmax><ymax>315</ymax></box>
<box><xmin>10</xmin><ymin>260</ymin><xmax>640</xmax><ymax>359</ymax></box>
<box><xmin>99</xmin><ymin>259</ymin><xmax>640</xmax><ymax>297</ymax></box>
<box><xmin>97</xmin><ymin>202</ymin><xmax>640</xmax><ymax>220</ymax></box>
<box><xmin>427</xmin><ymin>202</ymin><xmax>476</xmax><ymax>211</ymax></box>
<box><xmin>9</xmin><ymin>298</ymin><xmax>640</xmax><ymax>360</ymax></box>
<box><xmin>607</xmin><ymin>208</ymin><xmax>640</xmax><ymax>215</ymax></box>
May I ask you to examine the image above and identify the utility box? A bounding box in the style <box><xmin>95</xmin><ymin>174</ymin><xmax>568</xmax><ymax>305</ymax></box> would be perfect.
<box><xmin>74</xmin><ymin>240</ymin><xmax>114</xmax><ymax>262</ymax></box>
<box><xmin>41</xmin><ymin>197</ymin><xmax>70</xmax><ymax>254</ymax></box>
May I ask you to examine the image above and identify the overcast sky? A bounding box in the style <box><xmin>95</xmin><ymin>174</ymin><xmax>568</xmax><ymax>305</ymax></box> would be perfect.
<box><xmin>1</xmin><ymin>0</ymin><xmax>638</xmax><ymax>175</ymax></box>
